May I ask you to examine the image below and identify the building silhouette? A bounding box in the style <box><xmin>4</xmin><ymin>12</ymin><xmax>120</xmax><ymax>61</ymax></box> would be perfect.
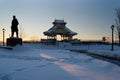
<box><xmin>43</xmin><ymin>19</ymin><xmax>77</xmax><ymax>41</ymax></box>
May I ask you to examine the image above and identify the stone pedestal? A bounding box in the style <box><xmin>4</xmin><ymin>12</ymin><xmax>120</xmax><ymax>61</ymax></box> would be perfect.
<box><xmin>6</xmin><ymin>37</ymin><xmax>22</xmax><ymax>46</ymax></box>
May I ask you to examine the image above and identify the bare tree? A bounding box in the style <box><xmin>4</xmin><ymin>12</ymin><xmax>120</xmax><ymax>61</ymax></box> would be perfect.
<box><xmin>19</xmin><ymin>24</ymin><xmax>26</xmax><ymax>39</ymax></box>
<box><xmin>115</xmin><ymin>8</ymin><xmax>120</xmax><ymax>46</ymax></box>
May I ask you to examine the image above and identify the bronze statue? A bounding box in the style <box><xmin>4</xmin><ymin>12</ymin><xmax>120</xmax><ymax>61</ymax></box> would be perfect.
<box><xmin>11</xmin><ymin>15</ymin><xmax>19</xmax><ymax>37</ymax></box>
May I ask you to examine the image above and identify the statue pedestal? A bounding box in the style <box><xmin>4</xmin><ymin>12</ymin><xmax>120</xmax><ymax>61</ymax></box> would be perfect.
<box><xmin>6</xmin><ymin>37</ymin><xmax>22</xmax><ymax>46</ymax></box>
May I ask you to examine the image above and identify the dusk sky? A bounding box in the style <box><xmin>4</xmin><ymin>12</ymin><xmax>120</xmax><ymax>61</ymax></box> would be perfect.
<box><xmin>0</xmin><ymin>0</ymin><xmax>120</xmax><ymax>41</ymax></box>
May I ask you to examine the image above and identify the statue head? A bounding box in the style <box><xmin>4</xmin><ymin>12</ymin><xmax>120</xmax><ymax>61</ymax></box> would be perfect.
<box><xmin>13</xmin><ymin>15</ymin><xmax>16</xmax><ymax>19</ymax></box>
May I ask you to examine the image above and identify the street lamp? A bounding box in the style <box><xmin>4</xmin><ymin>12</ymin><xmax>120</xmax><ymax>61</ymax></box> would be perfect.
<box><xmin>2</xmin><ymin>28</ymin><xmax>5</xmax><ymax>46</ymax></box>
<box><xmin>111</xmin><ymin>25</ymin><xmax>114</xmax><ymax>51</ymax></box>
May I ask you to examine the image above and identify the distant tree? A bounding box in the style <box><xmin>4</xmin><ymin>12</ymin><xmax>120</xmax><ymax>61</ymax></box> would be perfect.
<box><xmin>19</xmin><ymin>24</ymin><xmax>26</xmax><ymax>39</ymax></box>
<box><xmin>115</xmin><ymin>8</ymin><xmax>120</xmax><ymax>46</ymax></box>
<box><xmin>102</xmin><ymin>37</ymin><xmax>106</xmax><ymax>42</ymax></box>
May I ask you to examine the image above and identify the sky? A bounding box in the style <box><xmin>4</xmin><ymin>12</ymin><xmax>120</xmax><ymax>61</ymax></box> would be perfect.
<box><xmin>0</xmin><ymin>0</ymin><xmax>120</xmax><ymax>41</ymax></box>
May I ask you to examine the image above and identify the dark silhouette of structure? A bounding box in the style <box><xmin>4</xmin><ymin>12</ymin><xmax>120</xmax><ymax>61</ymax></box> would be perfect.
<box><xmin>43</xmin><ymin>19</ymin><xmax>77</xmax><ymax>41</ymax></box>
<box><xmin>42</xmin><ymin>19</ymin><xmax>77</xmax><ymax>45</ymax></box>
<box><xmin>11</xmin><ymin>15</ymin><xmax>19</xmax><ymax>37</ymax></box>
<box><xmin>6</xmin><ymin>15</ymin><xmax>22</xmax><ymax>46</ymax></box>
<box><xmin>7</xmin><ymin>37</ymin><xmax>22</xmax><ymax>46</ymax></box>
<box><xmin>111</xmin><ymin>25</ymin><xmax>114</xmax><ymax>51</ymax></box>
<box><xmin>2</xmin><ymin>28</ymin><xmax>5</xmax><ymax>46</ymax></box>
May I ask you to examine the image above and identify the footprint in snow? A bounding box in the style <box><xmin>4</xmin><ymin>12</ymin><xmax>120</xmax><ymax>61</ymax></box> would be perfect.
<box><xmin>15</xmin><ymin>68</ymin><xmax>26</xmax><ymax>72</ymax></box>
<box><xmin>1</xmin><ymin>74</ymin><xmax>12</xmax><ymax>80</ymax></box>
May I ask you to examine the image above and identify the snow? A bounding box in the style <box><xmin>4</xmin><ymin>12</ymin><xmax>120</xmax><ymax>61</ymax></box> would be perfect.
<box><xmin>44</xmin><ymin>25</ymin><xmax>77</xmax><ymax>36</ymax></box>
<box><xmin>68</xmin><ymin>44</ymin><xmax>120</xmax><ymax>60</ymax></box>
<box><xmin>0</xmin><ymin>43</ymin><xmax>120</xmax><ymax>80</ymax></box>
<box><xmin>65</xmin><ymin>26</ymin><xmax>77</xmax><ymax>35</ymax></box>
<box><xmin>54</xmin><ymin>19</ymin><xmax>66</xmax><ymax>23</ymax></box>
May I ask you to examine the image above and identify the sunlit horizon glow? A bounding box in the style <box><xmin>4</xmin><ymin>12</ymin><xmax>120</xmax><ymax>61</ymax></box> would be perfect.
<box><xmin>0</xmin><ymin>0</ymin><xmax>120</xmax><ymax>41</ymax></box>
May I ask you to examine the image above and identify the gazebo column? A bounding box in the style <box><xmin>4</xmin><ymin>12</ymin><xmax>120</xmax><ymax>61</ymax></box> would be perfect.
<box><xmin>68</xmin><ymin>36</ymin><xmax>72</xmax><ymax>40</ymax></box>
<box><xmin>61</xmin><ymin>35</ymin><xmax>62</xmax><ymax>40</ymax></box>
<box><xmin>54</xmin><ymin>36</ymin><xmax>56</xmax><ymax>39</ymax></box>
<box><xmin>63</xmin><ymin>35</ymin><xmax>64</xmax><ymax>40</ymax></box>
<box><xmin>63</xmin><ymin>35</ymin><xmax>65</xmax><ymax>40</ymax></box>
<box><xmin>61</xmin><ymin>35</ymin><xmax>63</xmax><ymax>41</ymax></box>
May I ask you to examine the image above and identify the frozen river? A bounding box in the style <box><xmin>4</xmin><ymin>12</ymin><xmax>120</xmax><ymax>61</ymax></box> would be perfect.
<box><xmin>0</xmin><ymin>45</ymin><xmax>120</xmax><ymax>80</ymax></box>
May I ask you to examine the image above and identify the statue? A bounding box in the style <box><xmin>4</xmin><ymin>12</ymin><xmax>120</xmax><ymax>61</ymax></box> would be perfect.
<box><xmin>11</xmin><ymin>15</ymin><xmax>19</xmax><ymax>37</ymax></box>
<box><xmin>6</xmin><ymin>15</ymin><xmax>22</xmax><ymax>46</ymax></box>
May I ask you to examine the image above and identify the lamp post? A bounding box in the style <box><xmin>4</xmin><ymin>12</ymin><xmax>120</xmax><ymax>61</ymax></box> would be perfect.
<box><xmin>111</xmin><ymin>25</ymin><xmax>114</xmax><ymax>51</ymax></box>
<box><xmin>2</xmin><ymin>28</ymin><xmax>5</xmax><ymax>46</ymax></box>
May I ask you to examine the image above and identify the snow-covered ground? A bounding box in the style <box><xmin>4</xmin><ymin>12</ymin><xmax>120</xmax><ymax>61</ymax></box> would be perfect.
<box><xmin>0</xmin><ymin>43</ymin><xmax>120</xmax><ymax>80</ymax></box>
<box><xmin>65</xmin><ymin>43</ymin><xmax>120</xmax><ymax>60</ymax></box>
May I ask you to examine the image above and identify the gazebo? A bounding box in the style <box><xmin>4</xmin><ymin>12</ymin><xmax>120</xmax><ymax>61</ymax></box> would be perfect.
<box><xmin>43</xmin><ymin>19</ymin><xmax>77</xmax><ymax>41</ymax></box>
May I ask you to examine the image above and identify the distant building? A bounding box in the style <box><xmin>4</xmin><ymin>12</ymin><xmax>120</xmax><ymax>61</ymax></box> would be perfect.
<box><xmin>43</xmin><ymin>19</ymin><xmax>77</xmax><ymax>41</ymax></box>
